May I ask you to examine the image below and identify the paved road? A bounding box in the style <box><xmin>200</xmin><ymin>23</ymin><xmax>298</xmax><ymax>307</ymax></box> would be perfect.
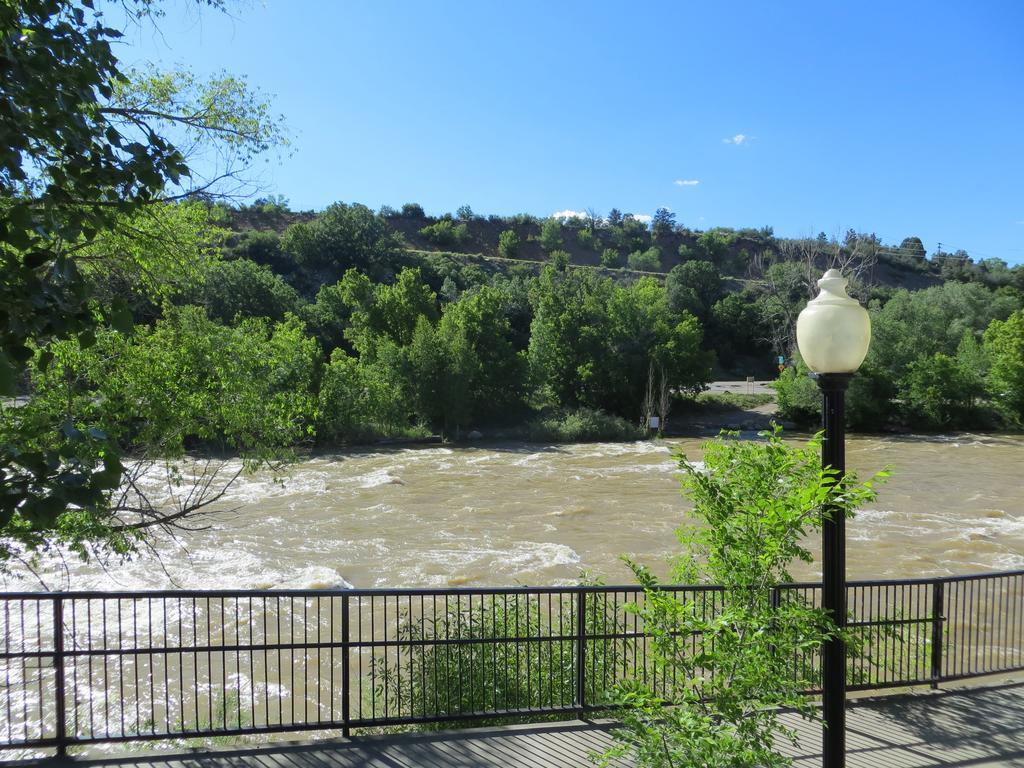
<box><xmin>24</xmin><ymin>682</ymin><xmax>1024</xmax><ymax>768</ymax></box>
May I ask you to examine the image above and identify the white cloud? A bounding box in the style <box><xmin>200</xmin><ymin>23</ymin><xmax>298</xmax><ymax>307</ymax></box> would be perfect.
<box><xmin>550</xmin><ymin>209</ymin><xmax>588</xmax><ymax>220</ymax></box>
<box><xmin>722</xmin><ymin>133</ymin><xmax>748</xmax><ymax>145</ymax></box>
<box><xmin>673</xmin><ymin>179</ymin><xmax>700</xmax><ymax>186</ymax></box>
<box><xmin>632</xmin><ymin>214</ymin><xmax>653</xmax><ymax>224</ymax></box>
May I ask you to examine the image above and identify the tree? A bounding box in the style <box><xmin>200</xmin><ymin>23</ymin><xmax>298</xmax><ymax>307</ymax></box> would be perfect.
<box><xmin>342</xmin><ymin>267</ymin><xmax>439</xmax><ymax>356</ymax></box>
<box><xmin>651</xmin><ymin>207</ymin><xmax>676</xmax><ymax>238</ymax></box>
<box><xmin>627</xmin><ymin>247</ymin><xmax>661</xmax><ymax>272</ymax></box>
<box><xmin>436</xmin><ymin>287</ymin><xmax>527</xmax><ymax>421</ymax></box>
<box><xmin>2</xmin><ymin>307</ymin><xmax>318</xmax><ymax>564</ymax></box>
<box><xmin>898</xmin><ymin>236</ymin><xmax>927</xmax><ymax>265</ymax></box>
<box><xmin>600</xmin><ymin>248</ymin><xmax>622</xmax><ymax>268</ymax></box>
<box><xmin>595</xmin><ymin>278</ymin><xmax>710</xmax><ymax>415</ymax></box>
<box><xmin>1</xmin><ymin>0</ymin><xmax>287</xmax><ymax>560</ymax></box>
<box><xmin>317</xmin><ymin>349</ymin><xmax>405</xmax><ymax>443</ymax></box>
<box><xmin>984</xmin><ymin>309</ymin><xmax>1024</xmax><ymax>425</ymax></box>
<box><xmin>280</xmin><ymin>202</ymin><xmax>402</xmax><ymax>286</ymax></box>
<box><xmin>600</xmin><ymin>428</ymin><xmax>883</xmax><ymax>768</ymax></box>
<box><xmin>899</xmin><ymin>353</ymin><xmax>975</xmax><ymax>429</ymax></box>
<box><xmin>497</xmin><ymin>229</ymin><xmax>520</xmax><ymax>258</ymax></box>
<box><xmin>606</xmin><ymin>208</ymin><xmax>623</xmax><ymax>227</ymax></box>
<box><xmin>539</xmin><ymin>218</ymin><xmax>564</xmax><ymax>252</ymax></box>
<box><xmin>666</xmin><ymin>261</ymin><xmax>723</xmax><ymax>321</ymax></box>
<box><xmin>195</xmin><ymin>258</ymin><xmax>303</xmax><ymax>325</ymax></box>
<box><xmin>401</xmin><ymin>202</ymin><xmax>426</xmax><ymax>218</ymax></box>
<box><xmin>528</xmin><ymin>266</ymin><xmax>613</xmax><ymax>407</ymax></box>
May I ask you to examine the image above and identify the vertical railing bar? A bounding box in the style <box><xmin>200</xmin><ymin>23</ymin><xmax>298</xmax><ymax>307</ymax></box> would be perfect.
<box><xmin>68</xmin><ymin>599</ymin><xmax>80</xmax><ymax>742</ymax></box>
<box><xmin>575</xmin><ymin>590</ymin><xmax>586</xmax><ymax>711</ymax></box>
<box><xmin>930</xmin><ymin>580</ymin><xmax>944</xmax><ymax>688</ymax></box>
<box><xmin>341</xmin><ymin>594</ymin><xmax>350</xmax><ymax>738</ymax></box>
<box><xmin>52</xmin><ymin>597</ymin><xmax>67</xmax><ymax>757</ymax></box>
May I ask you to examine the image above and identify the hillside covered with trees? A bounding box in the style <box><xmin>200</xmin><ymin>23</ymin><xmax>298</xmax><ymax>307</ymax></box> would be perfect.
<box><xmin>3</xmin><ymin>0</ymin><xmax>1023</xmax><ymax>568</ymax></box>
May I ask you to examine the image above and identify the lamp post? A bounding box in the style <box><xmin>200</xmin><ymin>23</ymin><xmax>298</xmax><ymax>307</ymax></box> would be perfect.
<box><xmin>795</xmin><ymin>269</ymin><xmax>871</xmax><ymax>768</ymax></box>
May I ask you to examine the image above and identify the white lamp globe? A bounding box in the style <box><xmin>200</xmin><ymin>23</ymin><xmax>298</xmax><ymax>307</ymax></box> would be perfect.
<box><xmin>796</xmin><ymin>269</ymin><xmax>871</xmax><ymax>374</ymax></box>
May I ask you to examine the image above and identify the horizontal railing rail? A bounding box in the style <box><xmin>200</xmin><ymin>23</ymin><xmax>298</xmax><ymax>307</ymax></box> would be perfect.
<box><xmin>0</xmin><ymin>569</ymin><xmax>1021</xmax><ymax>756</ymax></box>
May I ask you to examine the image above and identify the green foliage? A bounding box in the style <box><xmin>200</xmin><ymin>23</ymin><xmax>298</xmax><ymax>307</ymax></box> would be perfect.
<box><xmin>525</xmin><ymin>408</ymin><xmax>643</xmax><ymax>442</ymax></box>
<box><xmin>0</xmin><ymin>0</ymin><xmax>286</xmax><ymax>539</ymax></box>
<box><xmin>2</xmin><ymin>306</ymin><xmax>318</xmax><ymax>564</ymax></box>
<box><xmin>342</xmin><ymin>268</ymin><xmax>439</xmax><ymax>355</ymax></box>
<box><xmin>539</xmin><ymin>218</ymin><xmax>564</xmax><ymax>252</ymax></box>
<box><xmin>316</xmin><ymin>350</ymin><xmax>407</xmax><ymax>443</ymax></box>
<box><xmin>528</xmin><ymin>268</ymin><xmax>710</xmax><ymax>418</ymax></box>
<box><xmin>280</xmin><ymin>202</ymin><xmax>402</xmax><ymax>283</ymax></box>
<box><xmin>497</xmin><ymin>229</ymin><xmax>521</xmax><ymax>258</ymax></box>
<box><xmin>611</xmin><ymin>217</ymin><xmax>650</xmax><ymax>253</ymax></box>
<box><xmin>600</xmin><ymin>429</ymin><xmax>884</xmax><ymax>768</ymax></box>
<box><xmin>651</xmin><ymin>207</ymin><xmax>676</xmax><ymax>238</ymax></box>
<box><xmin>901</xmin><ymin>344</ymin><xmax>987</xmax><ymax>430</ymax></box>
<box><xmin>626</xmin><ymin>246</ymin><xmax>662</xmax><ymax>272</ymax></box>
<box><xmin>576</xmin><ymin>228</ymin><xmax>596</xmax><ymax>250</ymax></box>
<box><xmin>696</xmin><ymin>230</ymin><xmax>734</xmax><ymax>265</ymax></box>
<box><xmin>984</xmin><ymin>309</ymin><xmax>1024</xmax><ymax>425</ymax></box>
<box><xmin>692</xmin><ymin>392</ymin><xmax>776</xmax><ymax>410</ymax></box>
<box><xmin>372</xmin><ymin>586</ymin><xmax>628</xmax><ymax>726</ymax></box>
<box><xmin>666</xmin><ymin>261</ymin><xmax>723</xmax><ymax>321</ymax></box>
<box><xmin>226</xmin><ymin>230</ymin><xmax>291</xmax><ymax>274</ymax></box>
<box><xmin>436</xmin><ymin>287</ymin><xmax>527</xmax><ymax>421</ymax></box>
<box><xmin>195</xmin><ymin>258</ymin><xmax>303</xmax><ymax>324</ymax></box>
<box><xmin>772</xmin><ymin>358</ymin><xmax>821</xmax><ymax>424</ymax></box>
<box><xmin>419</xmin><ymin>219</ymin><xmax>470</xmax><ymax>250</ymax></box>
<box><xmin>600</xmin><ymin>248</ymin><xmax>622</xmax><ymax>268</ymax></box>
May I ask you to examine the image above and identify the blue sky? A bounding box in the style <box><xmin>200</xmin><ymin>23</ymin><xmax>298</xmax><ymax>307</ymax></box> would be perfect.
<box><xmin>117</xmin><ymin>1</ymin><xmax>1024</xmax><ymax>264</ymax></box>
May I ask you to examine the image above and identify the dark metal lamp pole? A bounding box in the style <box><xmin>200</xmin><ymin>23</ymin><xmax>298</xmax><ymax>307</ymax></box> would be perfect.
<box><xmin>814</xmin><ymin>371</ymin><xmax>852</xmax><ymax>768</ymax></box>
<box><xmin>795</xmin><ymin>269</ymin><xmax>872</xmax><ymax>768</ymax></box>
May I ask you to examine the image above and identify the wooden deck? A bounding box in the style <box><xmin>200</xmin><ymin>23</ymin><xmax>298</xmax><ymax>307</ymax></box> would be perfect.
<box><xmin>24</xmin><ymin>682</ymin><xmax>1024</xmax><ymax>768</ymax></box>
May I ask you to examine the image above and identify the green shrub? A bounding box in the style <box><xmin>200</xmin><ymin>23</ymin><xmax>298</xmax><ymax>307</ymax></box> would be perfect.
<box><xmin>577</xmin><ymin>228</ymin><xmax>595</xmax><ymax>250</ymax></box>
<box><xmin>372</xmin><ymin>585</ymin><xmax>630</xmax><ymax>726</ymax></box>
<box><xmin>419</xmin><ymin>219</ymin><xmax>470</xmax><ymax>249</ymax></box>
<box><xmin>600</xmin><ymin>248</ymin><xmax>622</xmax><ymax>268</ymax></box>
<box><xmin>401</xmin><ymin>202</ymin><xmax>426</xmax><ymax>217</ymax></box>
<box><xmin>498</xmin><ymin>229</ymin><xmax>521</xmax><ymax>258</ymax></box>
<box><xmin>599</xmin><ymin>428</ymin><xmax>886</xmax><ymax>768</ymax></box>
<box><xmin>539</xmin><ymin>218</ymin><xmax>564</xmax><ymax>252</ymax></box>
<box><xmin>627</xmin><ymin>246</ymin><xmax>661</xmax><ymax>272</ymax></box>
<box><xmin>524</xmin><ymin>408</ymin><xmax>643</xmax><ymax>442</ymax></box>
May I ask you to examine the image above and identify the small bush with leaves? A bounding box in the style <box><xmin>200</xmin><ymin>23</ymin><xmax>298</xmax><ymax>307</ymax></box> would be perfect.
<box><xmin>498</xmin><ymin>229</ymin><xmax>521</xmax><ymax>258</ymax></box>
<box><xmin>419</xmin><ymin>219</ymin><xmax>470</xmax><ymax>249</ymax></box>
<box><xmin>401</xmin><ymin>202</ymin><xmax>426</xmax><ymax>217</ymax></box>
<box><xmin>577</xmin><ymin>228</ymin><xmax>596</xmax><ymax>250</ymax></box>
<box><xmin>627</xmin><ymin>247</ymin><xmax>662</xmax><ymax>272</ymax></box>
<box><xmin>525</xmin><ymin>408</ymin><xmax>642</xmax><ymax>442</ymax></box>
<box><xmin>372</xmin><ymin>585</ymin><xmax>631</xmax><ymax>726</ymax></box>
<box><xmin>596</xmin><ymin>427</ymin><xmax>886</xmax><ymax>768</ymax></box>
<box><xmin>600</xmin><ymin>248</ymin><xmax>623</xmax><ymax>268</ymax></box>
<box><xmin>540</xmin><ymin>218</ymin><xmax>564</xmax><ymax>252</ymax></box>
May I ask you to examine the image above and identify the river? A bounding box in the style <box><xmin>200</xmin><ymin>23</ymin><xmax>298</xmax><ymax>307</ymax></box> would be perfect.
<box><xmin>4</xmin><ymin>434</ymin><xmax>1024</xmax><ymax>592</ymax></box>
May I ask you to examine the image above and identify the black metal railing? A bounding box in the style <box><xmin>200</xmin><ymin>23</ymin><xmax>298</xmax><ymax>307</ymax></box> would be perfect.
<box><xmin>1</xmin><ymin>570</ymin><xmax>1022</xmax><ymax>755</ymax></box>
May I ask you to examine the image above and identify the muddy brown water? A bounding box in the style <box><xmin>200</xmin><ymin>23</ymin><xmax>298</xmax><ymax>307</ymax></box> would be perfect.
<box><xmin>7</xmin><ymin>434</ymin><xmax>1022</xmax><ymax>591</ymax></box>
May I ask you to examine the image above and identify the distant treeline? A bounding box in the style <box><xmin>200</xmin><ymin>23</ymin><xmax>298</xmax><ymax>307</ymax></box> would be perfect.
<box><xmin>11</xmin><ymin>198</ymin><xmax>1024</xmax><ymax>471</ymax></box>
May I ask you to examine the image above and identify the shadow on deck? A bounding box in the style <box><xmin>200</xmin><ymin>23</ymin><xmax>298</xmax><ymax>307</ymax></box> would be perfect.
<box><xmin>24</xmin><ymin>681</ymin><xmax>1024</xmax><ymax>768</ymax></box>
